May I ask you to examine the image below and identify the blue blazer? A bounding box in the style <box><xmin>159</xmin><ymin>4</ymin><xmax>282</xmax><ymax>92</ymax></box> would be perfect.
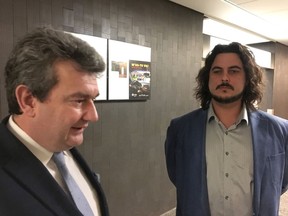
<box><xmin>165</xmin><ymin>108</ymin><xmax>288</xmax><ymax>216</ymax></box>
<box><xmin>0</xmin><ymin>116</ymin><xmax>109</xmax><ymax>216</ymax></box>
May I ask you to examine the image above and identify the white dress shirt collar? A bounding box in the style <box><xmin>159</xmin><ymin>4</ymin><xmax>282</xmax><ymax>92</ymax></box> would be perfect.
<box><xmin>6</xmin><ymin>115</ymin><xmax>53</xmax><ymax>166</ymax></box>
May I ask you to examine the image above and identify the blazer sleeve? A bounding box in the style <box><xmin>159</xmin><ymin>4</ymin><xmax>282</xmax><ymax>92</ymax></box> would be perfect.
<box><xmin>282</xmin><ymin>129</ymin><xmax>288</xmax><ymax>194</ymax></box>
<box><xmin>265</xmin><ymin>113</ymin><xmax>288</xmax><ymax>194</ymax></box>
<box><xmin>165</xmin><ymin>119</ymin><xmax>177</xmax><ymax>185</ymax></box>
<box><xmin>164</xmin><ymin>109</ymin><xmax>206</xmax><ymax>187</ymax></box>
<box><xmin>275</xmin><ymin>116</ymin><xmax>288</xmax><ymax>194</ymax></box>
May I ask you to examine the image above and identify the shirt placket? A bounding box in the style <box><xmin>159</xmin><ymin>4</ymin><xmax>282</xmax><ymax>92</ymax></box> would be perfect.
<box><xmin>223</xmin><ymin>128</ymin><xmax>234</xmax><ymax>216</ymax></box>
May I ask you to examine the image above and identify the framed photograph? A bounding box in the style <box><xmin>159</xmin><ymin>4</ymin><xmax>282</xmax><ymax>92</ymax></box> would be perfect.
<box><xmin>108</xmin><ymin>40</ymin><xmax>151</xmax><ymax>100</ymax></box>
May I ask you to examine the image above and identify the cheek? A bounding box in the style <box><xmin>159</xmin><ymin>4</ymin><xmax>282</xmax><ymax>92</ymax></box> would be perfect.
<box><xmin>208</xmin><ymin>79</ymin><xmax>217</xmax><ymax>90</ymax></box>
<box><xmin>42</xmin><ymin>110</ymin><xmax>71</xmax><ymax>130</ymax></box>
<box><xmin>235</xmin><ymin>78</ymin><xmax>246</xmax><ymax>90</ymax></box>
<box><xmin>60</xmin><ymin>109</ymin><xmax>83</xmax><ymax>124</ymax></box>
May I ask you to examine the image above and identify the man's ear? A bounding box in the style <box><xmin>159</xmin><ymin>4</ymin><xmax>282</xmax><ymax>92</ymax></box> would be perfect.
<box><xmin>15</xmin><ymin>85</ymin><xmax>37</xmax><ymax>117</ymax></box>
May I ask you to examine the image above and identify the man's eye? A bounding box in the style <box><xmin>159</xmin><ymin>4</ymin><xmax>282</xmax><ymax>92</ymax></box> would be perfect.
<box><xmin>73</xmin><ymin>99</ymin><xmax>86</xmax><ymax>104</ymax></box>
<box><xmin>212</xmin><ymin>70</ymin><xmax>221</xmax><ymax>74</ymax></box>
<box><xmin>229</xmin><ymin>69</ymin><xmax>239</xmax><ymax>74</ymax></box>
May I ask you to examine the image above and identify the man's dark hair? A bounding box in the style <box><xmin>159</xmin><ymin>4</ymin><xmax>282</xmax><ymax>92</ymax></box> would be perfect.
<box><xmin>5</xmin><ymin>27</ymin><xmax>105</xmax><ymax>114</ymax></box>
<box><xmin>194</xmin><ymin>42</ymin><xmax>263</xmax><ymax>110</ymax></box>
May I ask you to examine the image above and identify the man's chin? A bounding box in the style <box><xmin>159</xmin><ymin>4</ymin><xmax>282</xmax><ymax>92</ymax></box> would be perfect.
<box><xmin>211</xmin><ymin>93</ymin><xmax>243</xmax><ymax>104</ymax></box>
<box><xmin>67</xmin><ymin>136</ymin><xmax>84</xmax><ymax>148</ymax></box>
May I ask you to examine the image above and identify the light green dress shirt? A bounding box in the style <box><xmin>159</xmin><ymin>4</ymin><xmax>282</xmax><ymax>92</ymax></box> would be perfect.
<box><xmin>206</xmin><ymin>104</ymin><xmax>253</xmax><ymax>216</ymax></box>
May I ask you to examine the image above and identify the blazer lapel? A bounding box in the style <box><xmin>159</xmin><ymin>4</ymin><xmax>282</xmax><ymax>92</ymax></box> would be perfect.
<box><xmin>3</xmin><ymin>145</ymin><xmax>81</xmax><ymax>216</ymax></box>
<box><xmin>198</xmin><ymin>110</ymin><xmax>211</xmax><ymax>214</ymax></box>
<box><xmin>185</xmin><ymin>109</ymin><xmax>210</xmax><ymax>214</ymax></box>
<box><xmin>71</xmin><ymin>148</ymin><xmax>110</xmax><ymax>216</ymax></box>
<box><xmin>0</xmin><ymin>118</ymin><xmax>89</xmax><ymax>215</ymax></box>
<box><xmin>249</xmin><ymin>111</ymin><xmax>269</xmax><ymax>214</ymax></box>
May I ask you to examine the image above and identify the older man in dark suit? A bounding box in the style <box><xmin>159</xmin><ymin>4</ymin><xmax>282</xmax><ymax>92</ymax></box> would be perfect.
<box><xmin>0</xmin><ymin>27</ymin><xmax>109</xmax><ymax>216</ymax></box>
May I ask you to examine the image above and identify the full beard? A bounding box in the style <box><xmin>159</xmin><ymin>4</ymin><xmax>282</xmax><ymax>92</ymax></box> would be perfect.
<box><xmin>211</xmin><ymin>92</ymin><xmax>243</xmax><ymax>104</ymax></box>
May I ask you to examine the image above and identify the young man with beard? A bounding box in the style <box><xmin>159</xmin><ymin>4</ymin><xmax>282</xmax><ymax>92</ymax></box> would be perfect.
<box><xmin>165</xmin><ymin>42</ymin><xmax>288</xmax><ymax>216</ymax></box>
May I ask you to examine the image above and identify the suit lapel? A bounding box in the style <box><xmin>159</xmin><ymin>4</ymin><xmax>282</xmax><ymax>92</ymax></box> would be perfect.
<box><xmin>1</xmin><ymin>118</ymin><xmax>105</xmax><ymax>215</ymax></box>
<box><xmin>3</xmin><ymin>144</ymin><xmax>81</xmax><ymax>216</ymax></box>
<box><xmin>71</xmin><ymin>148</ymin><xmax>110</xmax><ymax>216</ymax></box>
<box><xmin>186</xmin><ymin>109</ymin><xmax>210</xmax><ymax>214</ymax></box>
<box><xmin>198</xmin><ymin>110</ymin><xmax>211</xmax><ymax>214</ymax></box>
<box><xmin>249</xmin><ymin>111</ymin><xmax>269</xmax><ymax>214</ymax></box>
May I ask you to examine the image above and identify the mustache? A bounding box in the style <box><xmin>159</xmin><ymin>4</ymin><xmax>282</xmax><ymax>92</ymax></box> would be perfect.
<box><xmin>216</xmin><ymin>83</ymin><xmax>234</xmax><ymax>90</ymax></box>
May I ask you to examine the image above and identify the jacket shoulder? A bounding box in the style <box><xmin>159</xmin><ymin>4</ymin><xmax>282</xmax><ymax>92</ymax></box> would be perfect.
<box><xmin>251</xmin><ymin>110</ymin><xmax>288</xmax><ymax>128</ymax></box>
<box><xmin>171</xmin><ymin>108</ymin><xmax>207</xmax><ymax>125</ymax></box>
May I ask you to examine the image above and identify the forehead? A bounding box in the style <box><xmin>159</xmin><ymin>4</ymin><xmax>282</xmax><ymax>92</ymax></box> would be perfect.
<box><xmin>52</xmin><ymin>60</ymin><xmax>99</xmax><ymax>95</ymax></box>
<box><xmin>54</xmin><ymin>60</ymin><xmax>96</xmax><ymax>80</ymax></box>
<box><xmin>212</xmin><ymin>53</ymin><xmax>243</xmax><ymax>66</ymax></box>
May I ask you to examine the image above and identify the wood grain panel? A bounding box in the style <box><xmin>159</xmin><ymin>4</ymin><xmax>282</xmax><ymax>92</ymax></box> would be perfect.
<box><xmin>0</xmin><ymin>0</ymin><xmax>13</xmax><ymax>116</ymax></box>
<box><xmin>274</xmin><ymin>43</ymin><xmax>288</xmax><ymax>119</ymax></box>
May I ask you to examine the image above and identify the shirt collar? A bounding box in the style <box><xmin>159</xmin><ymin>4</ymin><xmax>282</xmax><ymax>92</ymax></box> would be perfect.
<box><xmin>207</xmin><ymin>103</ymin><xmax>249</xmax><ymax>126</ymax></box>
<box><xmin>7</xmin><ymin>116</ymin><xmax>53</xmax><ymax>166</ymax></box>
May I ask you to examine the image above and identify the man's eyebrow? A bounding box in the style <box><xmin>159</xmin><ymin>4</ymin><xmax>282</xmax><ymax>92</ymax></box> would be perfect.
<box><xmin>68</xmin><ymin>93</ymin><xmax>89</xmax><ymax>98</ymax></box>
<box><xmin>211</xmin><ymin>66</ymin><xmax>222</xmax><ymax>71</ymax></box>
<box><xmin>211</xmin><ymin>65</ymin><xmax>242</xmax><ymax>70</ymax></box>
<box><xmin>68</xmin><ymin>92</ymin><xmax>99</xmax><ymax>99</ymax></box>
<box><xmin>228</xmin><ymin>65</ymin><xmax>242</xmax><ymax>70</ymax></box>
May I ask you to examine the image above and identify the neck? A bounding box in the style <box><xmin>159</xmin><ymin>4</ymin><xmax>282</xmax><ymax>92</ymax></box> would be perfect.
<box><xmin>211</xmin><ymin>100</ymin><xmax>243</xmax><ymax>128</ymax></box>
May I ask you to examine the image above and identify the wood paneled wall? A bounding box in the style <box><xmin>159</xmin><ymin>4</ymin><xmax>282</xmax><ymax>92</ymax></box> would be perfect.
<box><xmin>273</xmin><ymin>42</ymin><xmax>288</xmax><ymax>119</ymax></box>
<box><xmin>0</xmin><ymin>0</ymin><xmax>204</xmax><ymax>215</ymax></box>
<box><xmin>249</xmin><ymin>41</ymin><xmax>288</xmax><ymax>119</ymax></box>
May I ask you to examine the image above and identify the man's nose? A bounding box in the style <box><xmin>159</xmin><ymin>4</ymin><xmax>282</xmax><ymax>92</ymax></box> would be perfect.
<box><xmin>221</xmin><ymin>71</ymin><xmax>229</xmax><ymax>82</ymax></box>
<box><xmin>84</xmin><ymin>100</ymin><xmax>99</xmax><ymax>122</ymax></box>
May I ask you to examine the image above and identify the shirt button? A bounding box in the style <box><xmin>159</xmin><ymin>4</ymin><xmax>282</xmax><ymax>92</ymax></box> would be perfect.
<box><xmin>225</xmin><ymin>196</ymin><xmax>229</xmax><ymax>200</ymax></box>
<box><xmin>225</xmin><ymin>152</ymin><xmax>229</xmax><ymax>156</ymax></box>
<box><xmin>225</xmin><ymin>173</ymin><xmax>229</xmax><ymax>177</ymax></box>
<box><xmin>225</xmin><ymin>131</ymin><xmax>228</xmax><ymax>135</ymax></box>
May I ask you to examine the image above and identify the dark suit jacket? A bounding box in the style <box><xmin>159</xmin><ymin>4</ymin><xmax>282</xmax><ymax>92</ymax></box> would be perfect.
<box><xmin>165</xmin><ymin>108</ymin><xmax>288</xmax><ymax>216</ymax></box>
<box><xmin>0</xmin><ymin>116</ymin><xmax>109</xmax><ymax>216</ymax></box>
